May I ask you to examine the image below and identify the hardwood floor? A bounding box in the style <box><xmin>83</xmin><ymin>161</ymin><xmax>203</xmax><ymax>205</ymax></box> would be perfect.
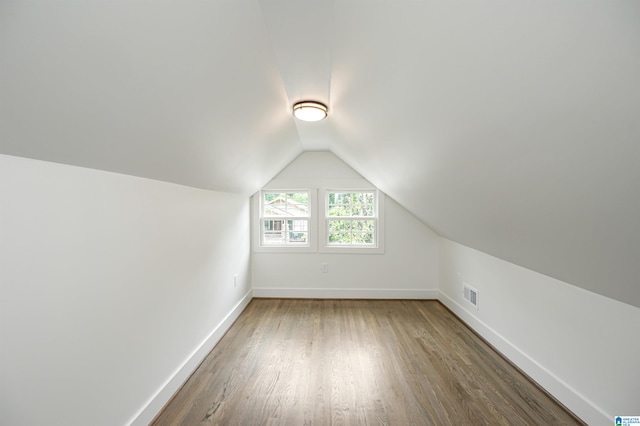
<box><xmin>152</xmin><ymin>299</ymin><xmax>583</xmax><ymax>425</ymax></box>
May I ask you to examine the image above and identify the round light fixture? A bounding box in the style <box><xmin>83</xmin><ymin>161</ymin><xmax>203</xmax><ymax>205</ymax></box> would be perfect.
<box><xmin>292</xmin><ymin>101</ymin><xmax>328</xmax><ymax>122</ymax></box>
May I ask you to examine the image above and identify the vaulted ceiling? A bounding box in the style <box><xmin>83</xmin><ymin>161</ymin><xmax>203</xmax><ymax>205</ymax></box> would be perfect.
<box><xmin>1</xmin><ymin>1</ymin><xmax>639</xmax><ymax>307</ymax></box>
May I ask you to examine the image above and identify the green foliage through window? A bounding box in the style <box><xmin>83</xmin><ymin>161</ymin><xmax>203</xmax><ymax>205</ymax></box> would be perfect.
<box><xmin>327</xmin><ymin>192</ymin><xmax>376</xmax><ymax>246</ymax></box>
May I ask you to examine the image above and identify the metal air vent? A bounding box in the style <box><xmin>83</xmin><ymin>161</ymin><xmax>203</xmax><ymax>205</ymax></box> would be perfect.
<box><xmin>463</xmin><ymin>283</ymin><xmax>479</xmax><ymax>309</ymax></box>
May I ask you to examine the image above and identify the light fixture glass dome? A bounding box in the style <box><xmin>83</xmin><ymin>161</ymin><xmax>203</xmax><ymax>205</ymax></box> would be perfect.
<box><xmin>292</xmin><ymin>101</ymin><xmax>328</xmax><ymax>122</ymax></box>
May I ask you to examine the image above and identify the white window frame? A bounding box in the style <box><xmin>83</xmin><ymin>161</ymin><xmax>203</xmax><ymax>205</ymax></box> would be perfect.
<box><xmin>252</xmin><ymin>189</ymin><xmax>317</xmax><ymax>253</ymax></box>
<box><xmin>319</xmin><ymin>189</ymin><xmax>384</xmax><ymax>254</ymax></box>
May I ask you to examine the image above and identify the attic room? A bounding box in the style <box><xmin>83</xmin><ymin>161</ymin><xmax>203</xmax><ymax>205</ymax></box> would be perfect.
<box><xmin>1</xmin><ymin>1</ymin><xmax>638</xmax><ymax>425</ymax></box>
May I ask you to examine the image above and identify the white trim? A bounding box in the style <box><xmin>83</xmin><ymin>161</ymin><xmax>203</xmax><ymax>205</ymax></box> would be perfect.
<box><xmin>252</xmin><ymin>287</ymin><xmax>437</xmax><ymax>299</ymax></box>
<box><xmin>438</xmin><ymin>290</ymin><xmax>609</xmax><ymax>426</ymax></box>
<box><xmin>128</xmin><ymin>290</ymin><xmax>253</xmax><ymax>426</ymax></box>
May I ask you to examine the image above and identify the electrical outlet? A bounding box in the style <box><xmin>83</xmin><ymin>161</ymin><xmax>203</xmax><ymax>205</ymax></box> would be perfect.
<box><xmin>234</xmin><ymin>274</ymin><xmax>238</xmax><ymax>287</ymax></box>
<box><xmin>320</xmin><ymin>263</ymin><xmax>329</xmax><ymax>273</ymax></box>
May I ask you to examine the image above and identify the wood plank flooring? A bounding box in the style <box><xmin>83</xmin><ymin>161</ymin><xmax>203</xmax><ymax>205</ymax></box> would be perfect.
<box><xmin>152</xmin><ymin>299</ymin><xmax>584</xmax><ymax>425</ymax></box>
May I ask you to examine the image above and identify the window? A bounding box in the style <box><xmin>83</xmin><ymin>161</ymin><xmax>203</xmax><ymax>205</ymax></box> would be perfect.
<box><xmin>260</xmin><ymin>192</ymin><xmax>310</xmax><ymax>247</ymax></box>
<box><xmin>327</xmin><ymin>191</ymin><xmax>376</xmax><ymax>245</ymax></box>
<box><xmin>320</xmin><ymin>189</ymin><xmax>384</xmax><ymax>253</ymax></box>
<box><xmin>252</xmin><ymin>188</ymin><xmax>383</xmax><ymax>254</ymax></box>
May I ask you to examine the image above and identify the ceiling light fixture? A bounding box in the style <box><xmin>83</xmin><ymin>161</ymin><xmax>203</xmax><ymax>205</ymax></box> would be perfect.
<box><xmin>292</xmin><ymin>101</ymin><xmax>328</xmax><ymax>122</ymax></box>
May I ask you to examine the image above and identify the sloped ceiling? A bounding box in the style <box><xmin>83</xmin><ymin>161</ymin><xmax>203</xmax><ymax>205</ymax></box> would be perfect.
<box><xmin>1</xmin><ymin>1</ymin><xmax>639</xmax><ymax>307</ymax></box>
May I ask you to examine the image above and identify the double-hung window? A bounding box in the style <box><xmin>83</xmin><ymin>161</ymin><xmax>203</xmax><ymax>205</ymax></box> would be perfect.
<box><xmin>260</xmin><ymin>191</ymin><xmax>310</xmax><ymax>247</ymax></box>
<box><xmin>320</xmin><ymin>189</ymin><xmax>384</xmax><ymax>253</ymax></box>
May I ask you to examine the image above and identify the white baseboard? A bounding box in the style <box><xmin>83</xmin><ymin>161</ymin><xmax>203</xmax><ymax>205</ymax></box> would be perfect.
<box><xmin>127</xmin><ymin>289</ymin><xmax>605</xmax><ymax>425</ymax></box>
<box><xmin>252</xmin><ymin>287</ymin><xmax>438</xmax><ymax>299</ymax></box>
<box><xmin>438</xmin><ymin>290</ymin><xmax>609</xmax><ymax>426</ymax></box>
<box><xmin>128</xmin><ymin>290</ymin><xmax>253</xmax><ymax>426</ymax></box>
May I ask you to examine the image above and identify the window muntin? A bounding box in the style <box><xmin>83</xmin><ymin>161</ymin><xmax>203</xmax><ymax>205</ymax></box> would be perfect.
<box><xmin>326</xmin><ymin>191</ymin><xmax>377</xmax><ymax>246</ymax></box>
<box><xmin>261</xmin><ymin>192</ymin><xmax>310</xmax><ymax>247</ymax></box>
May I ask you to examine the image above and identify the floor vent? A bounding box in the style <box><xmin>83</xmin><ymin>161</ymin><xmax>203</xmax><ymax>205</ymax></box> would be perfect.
<box><xmin>463</xmin><ymin>284</ymin><xmax>479</xmax><ymax>309</ymax></box>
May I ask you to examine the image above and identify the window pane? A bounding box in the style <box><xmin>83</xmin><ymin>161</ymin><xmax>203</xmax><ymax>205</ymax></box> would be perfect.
<box><xmin>264</xmin><ymin>219</ymin><xmax>285</xmax><ymax>231</ymax></box>
<box><xmin>262</xmin><ymin>218</ymin><xmax>310</xmax><ymax>246</ymax></box>
<box><xmin>362</xmin><ymin>193</ymin><xmax>375</xmax><ymax>204</ymax></box>
<box><xmin>352</xmin><ymin>220</ymin><xmax>374</xmax><ymax>232</ymax></box>
<box><xmin>287</xmin><ymin>192</ymin><xmax>308</xmax><ymax>204</ymax></box>
<box><xmin>288</xmin><ymin>231</ymin><xmax>308</xmax><ymax>243</ymax></box>
<box><xmin>328</xmin><ymin>219</ymin><xmax>351</xmax><ymax>232</ymax></box>
<box><xmin>328</xmin><ymin>192</ymin><xmax>350</xmax><ymax>216</ymax></box>
<box><xmin>332</xmin><ymin>192</ymin><xmax>349</xmax><ymax>205</ymax></box>
<box><xmin>328</xmin><ymin>220</ymin><xmax>352</xmax><ymax>245</ymax></box>
<box><xmin>287</xmin><ymin>219</ymin><xmax>309</xmax><ymax>244</ymax></box>
<box><xmin>328</xmin><ymin>204</ymin><xmax>351</xmax><ymax>216</ymax></box>
<box><xmin>287</xmin><ymin>219</ymin><xmax>308</xmax><ymax>232</ymax></box>
<box><xmin>329</xmin><ymin>233</ymin><xmax>351</xmax><ymax>244</ymax></box>
<box><xmin>263</xmin><ymin>219</ymin><xmax>286</xmax><ymax>245</ymax></box>
<box><xmin>352</xmin><ymin>203</ymin><xmax>374</xmax><ymax>216</ymax></box>
<box><xmin>263</xmin><ymin>192</ymin><xmax>309</xmax><ymax>217</ymax></box>
<box><xmin>328</xmin><ymin>192</ymin><xmax>374</xmax><ymax>217</ymax></box>
<box><xmin>353</xmin><ymin>192</ymin><xmax>375</xmax><ymax>216</ymax></box>
<box><xmin>352</xmin><ymin>233</ymin><xmax>374</xmax><ymax>245</ymax></box>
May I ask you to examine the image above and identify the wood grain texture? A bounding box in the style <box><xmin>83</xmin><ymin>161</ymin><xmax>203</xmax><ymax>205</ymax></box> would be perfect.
<box><xmin>152</xmin><ymin>299</ymin><xmax>584</xmax><ymax>425</ymax></box>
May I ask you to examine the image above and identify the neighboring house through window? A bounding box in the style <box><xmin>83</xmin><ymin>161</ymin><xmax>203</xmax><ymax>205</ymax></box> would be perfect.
<box><xmin>260</xmin><ymin>192</ymin><xmax>310</xmax><ymax>246</ymax></box>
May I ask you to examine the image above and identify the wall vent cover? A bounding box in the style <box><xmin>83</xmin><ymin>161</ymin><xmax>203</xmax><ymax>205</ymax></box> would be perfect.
<box><xmin>463</xmin><ymin>283</ymin><xmax>479</xmax><ymax>309</ymax></box>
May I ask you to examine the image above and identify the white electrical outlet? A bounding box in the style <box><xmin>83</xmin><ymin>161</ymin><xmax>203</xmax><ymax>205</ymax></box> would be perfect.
<box><xmin>320</xmin><ymin>263</ymin><xmax>329</xmax><ymax>273</ymax></box>
<box><xmin>234</xmin><ymin>274</ymin><xmax>238</xmax><ymax>287</ymax></box>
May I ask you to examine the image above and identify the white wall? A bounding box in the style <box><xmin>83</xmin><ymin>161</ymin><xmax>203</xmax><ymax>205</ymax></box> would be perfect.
<box><xmin>4</xmin><ymin>150</ymin><xmax>629</xmax><ymax>426</ymax></box>
<box><xmin>251</xmin><ymin>152</ymin><xmax>440</xmax><ymax>298</ymax></box>
<box><xmin>438</xmin><ymin>238</ymin><xmax>640</xmax><ymax>426</ymax></box>
<box><xmin>0</xmin><ymin>155</ymin><xmax>252</xmax><ymax>426</ymax></box>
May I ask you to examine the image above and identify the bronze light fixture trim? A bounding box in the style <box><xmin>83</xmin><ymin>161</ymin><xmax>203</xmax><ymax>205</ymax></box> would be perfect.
<box><xmin>292</xmin><ymin>101</ymin><xmax>328</xmax><ymax>122</ymax></box>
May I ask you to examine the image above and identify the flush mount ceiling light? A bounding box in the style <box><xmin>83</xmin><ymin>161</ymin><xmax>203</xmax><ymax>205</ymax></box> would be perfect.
<box><xmin>292</xmin><ymin>101</ymin><xmax>328</xmax><ymax>122</ymax></box>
